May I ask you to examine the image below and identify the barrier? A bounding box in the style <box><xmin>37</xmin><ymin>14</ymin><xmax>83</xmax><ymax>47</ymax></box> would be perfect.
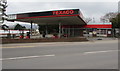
<box><xmin>2</xmin><ymin>37</ymin><xmax>88</xmax><ymax>44</ymax></box>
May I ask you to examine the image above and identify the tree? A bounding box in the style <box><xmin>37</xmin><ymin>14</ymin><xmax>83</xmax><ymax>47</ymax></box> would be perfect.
<box><xmin>110</xmin><ymin>18</ymin><xmax>118</xmax><ymax>28</ymax></box>
<box><xmin>1</xmin><ymin>24</ymin><xmax>10</xmax><ymax>35</ymax></box>
<box><xmin>110</xmin><ymin>13</ymin><xmax>120</xmax><ymax>37</ymax></box>
<box><xmin>85</xmin><ymin>18</ymin><xmax>92</xmax><ymax>23</ymax></box>
<box><xmin>101</xmin><ymin>12</ymin><xmax>119</xmax><ymax>37</ymax></box>
<box><xmin>110</xmin><ymin>13</ymin><xmax>120</xmax><ymax>28</ymax></box>
<box><xmin>0</xmin><ymin>0</ymin><xmax>8</xmax><ymax>23</ymax></box>
<box><xmin>14</xmin><ymin>24</ymin><xmax>26</xmax><ymax>37</ymax></box>
<box><xmin>1</xmin><ymin>24</ymin><xmax>9</xmax><ymax>30</ymax></box>
<box><xmin>14</xmin><ymin>24</ymin><xmax>26</xmax><ymax>30</ymax></box>
<box><xmin>100</xmin><ymin>12</ymin><xmax>118</xmax><ymax>23</ymax></box>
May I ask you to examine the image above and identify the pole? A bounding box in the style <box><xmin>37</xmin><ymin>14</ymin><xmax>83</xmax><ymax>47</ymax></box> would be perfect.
<box><xmin>59</xmin><ymin>22</ymin><xmax>61</xmax><ymax>38</ymax></box>
<box><xmin>31</xmin><ymin>21</ymin><xmax>33</xmax><ymax>36</ymax></box>
<box><xmin>68</xmin><ymin>28</ymin><xmax>70</xmax><ymax>37</ymax></box>
<box><xmin>62</xmin><ymin>27</ymin><xmax>64</xmax><ymax>37</ymax></box>
<box><xmin>45</xmin><ymin>24</ymin><xmax>48</xmax><ymax>37</ymax></box>
<box><xmin>72</xmin><ymin>28</ymin><xmax>74</xmax><ymax>37</ymax></box>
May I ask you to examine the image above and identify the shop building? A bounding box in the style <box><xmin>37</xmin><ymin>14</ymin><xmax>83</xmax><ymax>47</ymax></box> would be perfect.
<box><xmin>83</xmin><ymin>23</ymin><xmax>112</xmax><ymax>37</ymax></box>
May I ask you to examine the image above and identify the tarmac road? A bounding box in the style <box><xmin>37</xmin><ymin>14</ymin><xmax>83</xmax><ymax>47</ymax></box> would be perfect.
<box><xmin>2</xmin><ymin>39</ymin><xmax>118</xmax><ymax>69</ymax></box>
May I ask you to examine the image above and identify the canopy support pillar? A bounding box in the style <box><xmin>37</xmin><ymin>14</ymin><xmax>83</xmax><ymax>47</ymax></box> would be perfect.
<box><xmin>59</xmin><ymin>22</ymin><xmax>61</xmax><ymax>38</ymax></box>
<box><xmin>31</xmin><ymin>21</ymin><xmax>33</xmax><ymax>36</ymax></box>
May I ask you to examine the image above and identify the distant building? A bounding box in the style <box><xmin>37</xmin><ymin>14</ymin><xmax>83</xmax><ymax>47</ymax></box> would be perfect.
<box><xmin>83</xmin><ymin>22</ymin><xmax>112</xmax><ymax>37</ymax></box>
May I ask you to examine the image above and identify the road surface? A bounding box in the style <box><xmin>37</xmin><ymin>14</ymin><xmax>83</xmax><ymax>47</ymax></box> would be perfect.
<box><xmin>2</xmin><ymin>39</ymin><xmax>118</xmax><ymax>69</ymax></box>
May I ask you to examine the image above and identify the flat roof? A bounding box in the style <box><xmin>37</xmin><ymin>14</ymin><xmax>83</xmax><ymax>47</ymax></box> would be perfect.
<box><xmin>87</xmin><ymin>22</ymin><xmax>112</xmax><ymax>25</ymax></box>
<box><xmin>8</xmin><ymin>9</ymin><xmax>86</xmax><ymax>25</ymax></box>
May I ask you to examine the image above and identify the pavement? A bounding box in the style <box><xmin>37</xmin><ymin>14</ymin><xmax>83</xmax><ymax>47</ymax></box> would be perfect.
<box><xmin>87</xmin><ymin>37</ymin><xmax>118</xmax><ymax>41</ymax></box>
<box><xmin>1</xmin><ymin>38</ymin><xmax>119</xmax><ymax>69</ymax></box>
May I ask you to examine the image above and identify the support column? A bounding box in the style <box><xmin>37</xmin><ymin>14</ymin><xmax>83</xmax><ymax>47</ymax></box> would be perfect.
<box><xmin>62</xmin><ymin>27</ymin><xmax>64</xmax><ymax>37</ymax></box>
<box><xmin>59</xmin><ymin>22</ymin><xmax>61</xmax><ymax>38</ymax></box>
<box><xmin>31</xmin><ymin>21</ymin><xmax>33</xmax><ymax>36</ymax></box>
<box><xmin>106</xmin><ymin>29</ymin><xmax>107</xmax><ymax>37</ymax></box>
<box><xmin>68</xmin><ymin>28</ymin><xmax>70</xmax><ymax>37</ymax></box>
<box><xmin>72</xmin><ymin>28</ymin><xmax>74</xmax><ymax>37</ymax></box>
<box><xmin>45</xmin><ymin>24</ymin><xmax>48</xmax><ymax>35</ymax></box>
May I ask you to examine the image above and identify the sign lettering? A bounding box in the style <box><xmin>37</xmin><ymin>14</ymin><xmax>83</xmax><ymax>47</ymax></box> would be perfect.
<box><xmin>53</xmin><ymin>10</ymin><xmax>74</xmax><ymax>15</ymax></box>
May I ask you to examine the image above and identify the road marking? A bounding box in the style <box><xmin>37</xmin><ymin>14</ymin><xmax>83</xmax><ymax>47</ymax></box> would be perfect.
<box><xmin>83</xmin><ymin>50</ymin><xmax>118</xmax><ymax>55</ymax></box>
<box><xmin>1</xmin><ymin>46</ymin><xmax>35</xmax><ymax>48</ymax></box>
<box><xmin>0</xmin><ymin>49</ymin><xmax>118</xmax><ymax>61</ymax></box>
<box><xmin>0</xmin><ymin>54</ymin><xmax>55</xmax><ymax>61</ymax></box>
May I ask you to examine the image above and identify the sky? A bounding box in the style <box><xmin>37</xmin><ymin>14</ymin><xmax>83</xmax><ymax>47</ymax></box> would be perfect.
<box><xmin>6</xmin><ymin>0</ymin><xmax>118</xmax><ymax>22</ymax></box>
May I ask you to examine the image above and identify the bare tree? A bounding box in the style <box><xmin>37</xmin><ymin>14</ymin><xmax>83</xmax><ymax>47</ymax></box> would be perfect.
<box><xmin>85</xmin><ymin>18</ymin><xmax>92</xmax><ymax>23</ymax></box>
<box><xmin>100</xmin><ymin>12</ymin><xmax>118</xmax><ymax>23</ymax></box>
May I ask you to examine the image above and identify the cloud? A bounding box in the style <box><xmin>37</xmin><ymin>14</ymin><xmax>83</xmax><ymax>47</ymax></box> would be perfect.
<box><xmin>8</xmin><ymin>0</ymin><xmax>119</xmax><ymax>2</ymax></box>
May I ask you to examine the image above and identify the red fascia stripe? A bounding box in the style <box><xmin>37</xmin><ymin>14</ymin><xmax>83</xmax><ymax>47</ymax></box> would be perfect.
<box><xmin>61</xmin><ymin>24</ymin><xmax>112</xmax><ymax>28</ymax></box>
<box><xmin>17</xmin><ymin>14</ymin><xmax>79</xmax><ymax>19</ymax></box>
<box><xmin>83</xmin><ymin>25</ymin><xmax>112</xmax><ymax>28</ymax></box>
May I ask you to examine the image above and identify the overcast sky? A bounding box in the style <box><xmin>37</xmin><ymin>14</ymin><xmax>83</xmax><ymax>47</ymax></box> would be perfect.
<box><xmin>6</xmin><ymin>0</ymin><xmax>118</xmax><ymax>22</ymax></box>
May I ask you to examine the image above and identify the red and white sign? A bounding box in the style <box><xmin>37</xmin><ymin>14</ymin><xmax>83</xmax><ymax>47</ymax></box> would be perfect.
<box><xmin>53</xmin><ymin>10</ymin><xmax>74</xmax><ymax>15</ymax></box>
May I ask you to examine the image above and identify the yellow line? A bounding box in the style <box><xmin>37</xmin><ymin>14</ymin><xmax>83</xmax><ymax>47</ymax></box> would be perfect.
<box><xmin>1</xmin><ymin>46</ymin><xmax>35</xmax><ymax>48</ymax></box>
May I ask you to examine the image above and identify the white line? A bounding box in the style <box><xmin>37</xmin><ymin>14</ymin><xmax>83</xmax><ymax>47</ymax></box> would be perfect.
<box><xmin>2</xmin><ymin>46</ymin><xmax>35</xmax><ymax>49</ymax></box>
<box><xmin>44</xmin><ymin>55</ymin><xmax>55</xmax><ymax>56</ymax></box>
<box><xmin>1</xmin><ymin>54</ymin><xmax>55</xmax><ymax>61</ymax></box>
<box><xmin>83</xmin><ymin>50</ymin><xmax>118</xmax><ymax>55</ymax></box>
